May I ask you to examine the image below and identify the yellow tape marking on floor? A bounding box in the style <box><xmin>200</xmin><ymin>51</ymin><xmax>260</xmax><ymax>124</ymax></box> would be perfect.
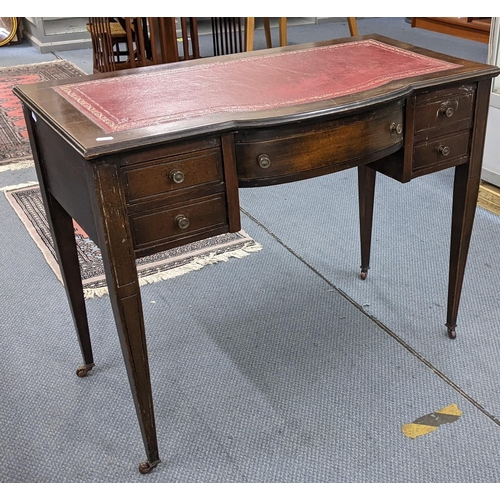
<box><xmin>401</xmin><ymin>423</ymin><xmax>437</xmax><ymax>439</ymax></box>
<box><xmin>436</xmin><ymin>403</ymin><xmax>462</xmax><ymax>417</ymax></box>
<box><xmin>402</xmin><ymin>404</ymin><xmax>462</xmax><ymax>439</ymax></box>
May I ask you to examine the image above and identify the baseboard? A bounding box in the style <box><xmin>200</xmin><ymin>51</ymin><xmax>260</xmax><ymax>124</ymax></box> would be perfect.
<box><xmin>23</xmin><ymin>31</ymin><xmax>92</xmax><ymax>53</ymax></box>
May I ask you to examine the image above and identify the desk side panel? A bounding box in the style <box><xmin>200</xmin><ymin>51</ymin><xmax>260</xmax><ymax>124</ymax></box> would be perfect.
<box><xmin>26</xmin><ymin>111</ymin><xmax>97</xmax><ymax>243</ymax></box>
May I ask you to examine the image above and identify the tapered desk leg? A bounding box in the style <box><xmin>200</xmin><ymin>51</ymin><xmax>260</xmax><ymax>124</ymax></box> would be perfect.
<box><xmin>358</xmin><ymin>165</ymin><xmax>377</xmax><ymax>280</ymax></box>
<box><xmin>47</xmin><ymin>193</ymin><xmax>95</xmax><ymax>376</ymax></box>
<box><xmin>446</xmin><ymin>163</ymin><xmax>481</xmax><ymax>340</ymax></box>
<box><xmin>446</xmin><ymin>78</ymin><xmax>491</xmax><ymax>340</ymax></box>
<box><xmin>89</xmin><ymin>163</ymin><xmax>160</xmax><ymax>474</ymax></box>
<box><xmin>22</xmin><ymin>106</ymin><xmax>94</xmax><ymax>376</ymax></box>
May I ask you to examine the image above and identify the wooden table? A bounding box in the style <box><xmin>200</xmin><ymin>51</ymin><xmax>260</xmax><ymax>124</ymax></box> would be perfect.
<box><xmin>411</xmin><ymin>17</ymin><xmax>491</xmax><ymax>44</ymax></box>
<box><xmin>13</xmin><ymin>34</ymin><xmax>499</xmax><ymax>473</ymax></box>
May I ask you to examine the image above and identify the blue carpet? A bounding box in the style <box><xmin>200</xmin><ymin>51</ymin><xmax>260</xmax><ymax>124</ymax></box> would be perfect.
<box><xmin>2</xmin><ymin>192</ymin><xmax>500</xmax><ymax>482</ymax></box>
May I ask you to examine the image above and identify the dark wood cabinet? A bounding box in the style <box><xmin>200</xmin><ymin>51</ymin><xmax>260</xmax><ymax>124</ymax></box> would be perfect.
<box><xmin>412</xmin><ymin>17</ymin><xmax>491</xmax><ymax>44</ymax></box>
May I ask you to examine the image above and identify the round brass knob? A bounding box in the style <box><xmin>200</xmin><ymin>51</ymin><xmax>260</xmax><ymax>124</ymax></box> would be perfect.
<box><xmin>439</xmin><ymin>105</ymin><xmax>454</xmax><ymax>118</ymax></box>
<box><xmin>390</xmin><ymin>123</ymin><xmax>403</xmax><ymax>135</ymax></box>
<box><xmin>438</xmin><ymin>145</ymin><xmax>451</xmax><ymax>157</ymax></box>
<box><xmin>257</xmin><ymin>154</ymin><xmax>271</xmax><ymax>169</ymax></box>
<box><xmin>169</xmin><ymin>170</ymin><xmax>185</xmax><ymax>184</ymax></box>
<box><xmin>175</xmin><ymin>215</ymin><xmax>190</xmax><ymax>229</ymax></box>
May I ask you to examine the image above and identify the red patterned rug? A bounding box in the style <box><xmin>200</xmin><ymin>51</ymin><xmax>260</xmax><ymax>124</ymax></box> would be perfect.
<box><xmin>0</xmin><ymin>60</ymin><xmax>85</xmax><ymax>170</ymax></box>
<box><xmin>3</xmin><ymin>183</ymin><xmax>262</xmax><ymax>298</ymax></box>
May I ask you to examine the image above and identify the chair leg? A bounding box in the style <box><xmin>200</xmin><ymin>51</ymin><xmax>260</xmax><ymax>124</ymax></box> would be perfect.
<box><xmin>263</xmin><ymin>18</ymin><xmax>272</xmax><ymax>48</ymax></box>
<box><xmin>279</xmin><ymin>17</ymin><xmax>287</xmax><ymax>46</ymax></box>
<box><xmin>347</xmin><ymin>17</ymin><xmax>358</xmax><ymax>36</ymax></box>
<box><xmin>245</xmin><ymin>17</ymin><xmax>255</xmax><ymax>51</ymax></box>
<box><xmin>190</xmin><ymin>17</ymin><xmax>200</xmax><ymax>58</ymax></box>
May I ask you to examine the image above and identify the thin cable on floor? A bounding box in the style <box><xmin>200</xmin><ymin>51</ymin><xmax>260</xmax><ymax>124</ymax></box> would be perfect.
<box><xmin>240</xmin><ymin>206</ymin><xmax>500</xmax><ymax>428</ymax></box>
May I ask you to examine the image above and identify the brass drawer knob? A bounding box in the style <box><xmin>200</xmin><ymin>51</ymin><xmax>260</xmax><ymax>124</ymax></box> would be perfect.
<box><xmin>175</xmin><ymin>215</ymin><xmax>190</xmax><ymax>229</ymax></box>
<box><xmin>169</xmin><ymin>170</ymin><xmax>185</xmax><ymax>184</ymax></box>
<box><xmin>390</xmin><ymin>122</ymin><xmax>403</xmax><ymax>135</ymax></box>
<box><xmin>257</xmin><ymin>154</ymin><xmax>272</xmax><ymax>169</ymax></box>
<box><xmin>438</xmin><ymin>145</ymin><xmax>451</xmax><ymax>157</ymax></box>
<box><xmin>439</xmin><ymin>105</ymin><xmax>454</xmax><ymax>118</ymax></box>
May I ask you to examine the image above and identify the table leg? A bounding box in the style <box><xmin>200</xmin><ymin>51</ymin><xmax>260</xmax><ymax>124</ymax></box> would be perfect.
<box><xmin>358</xmin><ymin>165</ymin><xmax>377</xmax><ymax>280</ymax></box>
<box><xmin>446</xmin><ymin>78</ymin><xmax>491</xmax><ymax>340</ymax></box>
<box><xmin>89</xmin><ymin>163</ymin><xmax>160</xmax><ymax>474</ymax></box>
<box><xmin>446</xmin><ymin>162</ymin><xmax>481</xmax><ymax>339</ymax></box>
<box><xmin>48</xmin><ymin>193</ymin><xmax>95</xmax><ymax>376</ymax></box>
<box><xmin>22</xmin><ymin>106</ymin><xmax>94</xmax><ymax>376</ymax></box>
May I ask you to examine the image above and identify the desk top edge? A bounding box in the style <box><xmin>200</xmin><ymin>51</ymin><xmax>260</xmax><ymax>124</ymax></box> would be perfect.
<box><xmin>13</xmin><ymin>34</ymin><xmax>500</xmax><ymax>160</ymax></box>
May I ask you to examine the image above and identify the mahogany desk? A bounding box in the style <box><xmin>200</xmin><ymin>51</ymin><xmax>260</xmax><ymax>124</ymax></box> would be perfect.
<box><xmin>13</xmin><ymin>35</ymin><xmax>500</xmax><ymax>473</ymax></box>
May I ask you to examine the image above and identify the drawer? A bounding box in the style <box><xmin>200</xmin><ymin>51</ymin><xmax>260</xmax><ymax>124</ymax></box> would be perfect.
<box><xmin>123</xmin><ymin>149</ymin><xmax>223</xmax><ymax>203</ymax></box>
<box><xmin>413</xmin><ymin>130</ymin><xmax>470</xmax><ymax>171</ymax></box>
<box><xmin>129</xmin><ymin>194</ymin><xmax>228</xmax><ymax>249</ymax></box>
<box><xmin>235</xmin><ymin>101</ymin><xmax>404</xmax><ymax>183</ymax></box>
<box><xmin>414</xmin><ymin>85</ymin><xmax>475</xmax><ymax>136</ymax></box>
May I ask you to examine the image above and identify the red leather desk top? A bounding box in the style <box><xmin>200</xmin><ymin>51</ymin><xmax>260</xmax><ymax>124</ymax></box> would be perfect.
<box><xmin>53</xmin><ymin>39</ymin><xmax>461</xmax><ymax>134</ymax></box>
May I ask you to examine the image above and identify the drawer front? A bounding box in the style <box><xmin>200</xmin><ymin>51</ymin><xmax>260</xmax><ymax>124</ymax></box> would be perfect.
<box><xmin>413</xmin><ymin>130</ymin><xmax>470</xmax><ymax>171</ymax></box>
<box><xmin>235</xmin><ymin>101</ymin><xmax>404</xmax><ymax>183</ymax></box>
<box><xmin>414</xmin><ymin>85</ymin><xmax>475</xmax><ymax>135</ymax></box>
<box><xmin>130</xmin><ymin>194</ymin><xmax>228</xmax><ymax>248</ymax></box>
<box><xmin>124</xmin><ymin>149</ymin><xmax>223</xmax><ymax>203</ymax></box>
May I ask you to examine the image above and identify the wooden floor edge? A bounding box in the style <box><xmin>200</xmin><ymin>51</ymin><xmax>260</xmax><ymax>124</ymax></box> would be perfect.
<box><xmin>478</xmin><ymin>181</ymin><xmax>500</xmax><ymax>217</ymax></box>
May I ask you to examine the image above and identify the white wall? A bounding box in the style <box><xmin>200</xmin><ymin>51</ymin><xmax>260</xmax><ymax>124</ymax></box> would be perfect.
<box><xmin>482</xmin><ymin>93</ymin><xmax>500</xmax><ymax>187</ymax></box>
<box><xmin>481</xmin><ymin>18</ymin><xmax>500</xmax><ymax>186</ymax></box>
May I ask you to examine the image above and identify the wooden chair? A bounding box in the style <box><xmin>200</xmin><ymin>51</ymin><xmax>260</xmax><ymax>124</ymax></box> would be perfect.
<box><xmin>248</xmin><ymin>17</ymin><xmax>358</xmax><ymax>49</ymax></box>
<box><xmin>211</xmin><ymin>17</ymin><xmax>287</xmax><ymax>55</ymax></box>
<box><xmin>87</xmin><ymin>17</ymin><xmax>128</xmax><ymax>73</ymax></box>
<box><xmin>124</xmin><ymin>17</ymin><xmax>200</xmax><ymax>67</ymax></box>
<box><xmin>243</xmin><ymin>17</ymin><xmax>358</xmax><ymax>52</ymax></box>
<box><xmin>210</xmin><ymin>18</ymin><xmax>245</xmax><ymax>55</ymax></box>
<box><xmin>87</xmin><ymin>17</ymin><xmax>200</xmax><ymax>73</ymax></box>
<box><xmin>210</xmin><ymin>17</ymin><xmax>358</xmax><ymax>57</ymax></box>
<box><xmin>245</xmin><ymin>17</ymin><xmax>287</xmax><ymax>51</ymax></box>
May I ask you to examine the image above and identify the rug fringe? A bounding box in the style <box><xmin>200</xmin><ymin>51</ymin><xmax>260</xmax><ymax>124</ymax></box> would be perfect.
<box><xmin>1</xmin><ymin>59</ymin><xmax>86</xmax><ymax>73</ymax></box>
<box><xmin>1</xmin><ymin>181</ymin><xmax>39</xmax><ymax>192</ymax></box>
<box><xmin>83</xmin><ymin>241</ymin><xmax>263</xmax><ymax>299</ymax></box>
<box><xmin>0</xmin><ymin>161</ymin><xmax>35</xmax><ymax>173</ymax></box>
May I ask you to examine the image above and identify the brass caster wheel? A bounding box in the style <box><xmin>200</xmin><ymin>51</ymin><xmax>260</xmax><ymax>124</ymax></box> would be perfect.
<box><xmin>76</xmin><ymin>363</ymin><xmax>95</xmax><ymax>377</ymax></box>
<box><xmin>447</xmin><ymin>325</ymin><xmax>457</xmax><ymax>340</ymax></box>
<box><xmin>360</xmin><ymin>267</ymin><xmax>369</xmax><ymax>280</ymax></box>
<box><xmin>139</xmin><ymin>459</ymin><xmax>161</xmax><ymax>474</ymax></box>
